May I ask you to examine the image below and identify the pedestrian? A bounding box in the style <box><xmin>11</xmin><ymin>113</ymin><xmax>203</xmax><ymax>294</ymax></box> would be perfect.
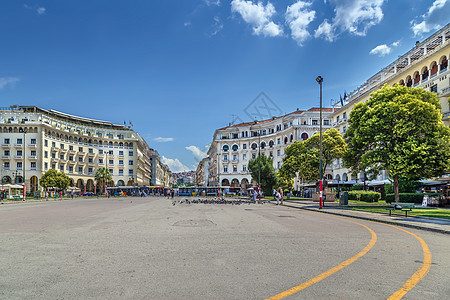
<box><xmin>167</xmin><ymin>189</ymin><xmax>170</xmax><ymax>199</ymax></box>
<box><xmin>71</xmin><ymin>190</ymin><xmax>74</xmax><ymax>199</ymax></box>
<box><xmin>273</xmin><ymin>188</ymin><xmax>277</xmax><ymax>201</ymax></box>
<box><xmin>171</xmin><ymin>189</ymin><xmax>174</xmax><ymax>199</ymax></box>
<box><xmin>280</xmin><ymin>188</ymin><xmax>284</xmax><ymax>205</ymax></box>
<box><xmin>275</xmin><ymin>190</ymin><xmax>281</xmax><ymax>205</ymax></box>
<box><xmin>253</xmin><ymin>190</ymin><xmax>257</xmax><ymax>203</ymax></box>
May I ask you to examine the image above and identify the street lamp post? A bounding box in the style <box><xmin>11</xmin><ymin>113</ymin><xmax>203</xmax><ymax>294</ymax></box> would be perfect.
<box><xmin>23</xmin><ymin>129</ymin><xmax>26</xmax><ymax>201</ymax></box>
<box><xmin>316</xmin><ymin>76</ymin><xmax>324</xmax><ymax>209</ymax></box>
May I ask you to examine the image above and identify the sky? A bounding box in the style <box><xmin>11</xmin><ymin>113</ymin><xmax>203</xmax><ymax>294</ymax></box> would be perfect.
<box><xmin>1</xmin><ymin>0</ymin><xmax>449</xmax><ymax>172</ymax></box>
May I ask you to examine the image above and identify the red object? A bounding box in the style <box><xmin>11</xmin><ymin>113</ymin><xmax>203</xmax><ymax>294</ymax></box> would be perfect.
<box><xmin>258</xmin><ymin>185</ymin><xmax>261</xmax><ymax>201</ymax></box>
<box><xmin>319</xmin><ymin>180</ymin><xmax>323</xmax><ymax>209</ymax></box>
<box><xmin>23</xmin><ymin>185</ymin><xmax>25</xmax><ymax>201</ymax></box>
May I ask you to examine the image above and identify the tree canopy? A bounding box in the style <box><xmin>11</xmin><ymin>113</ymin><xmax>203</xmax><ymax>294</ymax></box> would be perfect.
<box><xmin>248</xmin><ymin>154</ymin><xmax>278</xmax><ymax>195</ymax></box>
<box><xmin>280</xmin><ymin>129</ymin><xmax>346</xmax><ymax>183</ymax></box>
<box><xmin>39</xmin><ymin>169</ymin><xmax>71</xmax><ymax>191</ymax></box>
<box><xmin>95</xmin><ymin>167</ymin><xmax>112</xmax><ymax>194</ymax></box>
<box><xmin>344</xmin><ymin>84</ymin><xmax>450</xmax><ymax>201</ymax></box>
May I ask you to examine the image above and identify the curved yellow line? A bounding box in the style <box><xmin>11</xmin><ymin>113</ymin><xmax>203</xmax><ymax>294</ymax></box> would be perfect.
<box><xmin>383</xmin><ymin>224</ymin><xmax>432</xmax><ymax>300</ymax></box>
<box><xmin>266</xmin><ymin>217</ymin><xmax>377</xmax><ymax>300</ymax></box>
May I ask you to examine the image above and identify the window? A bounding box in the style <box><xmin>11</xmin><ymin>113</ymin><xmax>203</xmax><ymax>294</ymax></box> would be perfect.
<box><xmin>277</xmin><ymin>149</ymin><xmax>281</xmax><ymax>156</ymax></box>
<box><xmin>4</xmin><ymin>162</ymin><xmax>10</xmax><ymax>169</ymax></box>
<box><xmin>223</xmin><ymin>145</ymin><xmax>229</xmax><ymax>152</ymax></box>
<box><xmin>430</xmin><ymin>85</ymin><xmax>438</xmax><ymax>93</ymax></box>
<box><xmin>60</xmin><ymin>154</ymin><xmax>64</xmax><ymax>159</ymax></box>
<box><xmin>79</xmin><ymin>147</ymin><xmax>83</xmax><ymax>152</ymax></box>
<box><xmin>69</xmin><ymin>166</ymin><xmax>73</xmax><ymax>172</ymax></box>
<box><xmin>129</xmin><ymin>151</ymin><xmax>133</xmax><ymax>156</ymax></box>
<box><xmin>99</xmin><ymin>149</ymin><xmax>103</xmax><ymax>154</ymax></box>
<box><xmin>60</xmin><ymin>165</ymin><xmax>64</xmax><ymax>171</ymax></box>
<box><xmin>44</xmin><ymin>151</ymin><xmax>48</xmax><ymax>158</ymax></box>
<box><xmin>129</xmin><ymin>160</ymin><xmax>134</xmax><ymax>165</ymax></box>
<box><xmin>88</xmin><ymin>148</ymin><xmax>94</xmax><ymax>153</ymax></box>
<box><xmin>343</xmin><ymin>112</ymin><xmax>347</xmax><ymax>119</ymax></box>
<box><xmin>44</xmin><ymin>139</ymin><xmax>48</xmax><ymax>147</ymax></box>
<box><xmin>252</xmin><ymin>153</ymin><xmax>256</xmax><ymax>159</ymax></box>
<box><xmin>119</xmin><ymin>169</ymin><xmax>124</xmax><ymax>175</ymax></box>
<box><xmin>60</xmin><ymin>143</ymin><xmax>64</xmax><ymax>149</ymax></box>
<box><xmin>242</xmin><ymin>144</ymin><xmax>247</xmax><ymax>150</ymax></box>
<box><xmin>128</xmin><ymin>169</ymin><xmax>133</xmax><ymax>175</ymax></box>
<box><xmin>17</xmin><ymin>150</ymin><xmax>23</xmax><ymax>156</ymax></box>
<box><xmin>69</xmin><ymin>145</ymin><xmax>73</xmax><ymax>150</ymax></box>
<box><xmin>52</xmin><ymin>153</ymin><xmax>56</xmax><ymax>159</ymax></box>
<box><xmin>243</xmin><ymin>154</ymin><xmax>247</xmax><ymax>160</ymax></box>
<box><xmin>52</xmin><ymin>163</ymin><xmax>56</xmax><ymax>169</ymax></box>
<box><xmin>78</xmin><ymin>157</ymin><xmax>83</xmax><ymax>162</ymax></box>
<box><xmin>233</xmin><ymin>165</ymin><xmax>237</xmax><ymax>172</ymax></box>
<box><xmin>30</xmin><ymin>138</ymin><xmax>36</xmax><ymax>144</ymax></box>
<box><xmin>52</xmin><ymin>141</ymin><xmax>55</xmax><ymax>147</ymax></box>
<box><xmin>109</xmin><ymin>150</ymin><xmax>113</xmax><ymax>155</ymax></box>
<box><xmin>4</xmin><ymin>150</ymin><xmax>10</xmax><ymax>156</ymax></box>
<box><xmin>119</xmin><ymin>151</ymin><xmax>124</xmax><ymax>156</ymax></box>
<box><xmin>31</xmin><ymin>150</ymin><xmax>36</xmax><ymax>156</ymax></box>
<box><xmin>324</xmin><ymin>120</ymin><xmax>330</xmax><ymax>125</ymax></box>
<box><xmin>99</xmin><ymin>158</ymin><xmax>103</xmax><ymax>164</ymax></box>
<box><xmin>277</xmin><ymin>138</ymin><xmax>281</xmax><ymax>145</ymax></box>
<box><xmin>88</xmin><ymin>158</ymin><xmax>93</xmax><ymax>163</ymax></box>
<box><xmin>44</xmin><ymin>162</ymin><xmax>48</xmax><ymax>170</ymax></box>
<box><xmin>223</xmin><ymin>165</ymin><xmax>228</xmax><ymax>173</ymax></box>
<box><xmin>4</xmin><ymin>138</ymin><xmax>10</xmax><ymax>144</ymax></box>
<box><xmin>31</xmin><ymin>162</ymin><xmax>36</xmax><ymax>169</ymax></box>
<box><xmin>243</xmin><ymin>165</ymin><xmax>247</xmax><ymax>172</ymax></box>
<box><xmin>277</xmin><ymin>161</ymin><xmax>281</xmax><ymax>169</ymax></box>
<box><xmin>312</xmin><ymin>120</ymin><xmax>318</xmax><ymax>125</ymax></box>
<box><xmin>17</xmin><ymin>138</ymin><xmax>23</xmax><ymax>145</ymax></box>
<box><xmin>223</xmin><ymin>155</ymin><xmax>228</xmax><ymax>161</ymax></box>
<box><xmin>119</xmin><ymin>160</ymin><xmax>124</xmax><ymax>165</ymax></box>
<box><xmin>269</xmin><ymin>151</ymin><xmax>273</xmax><ymax>157</ymax></box>
<box><xmin>109</xmin><ymin>159</ymin><xmax>114</xmax><ymax>165</ymax></box>
<box><xmin>232</xmin><ymin>154</ymin><xmax>237</xmax><ymax>161</ymax></box>
<box><xmin>88</xmin><ymin>167</ymin><xmax>93</xmax><ymax>173</ymax></box>
<box><xmin>78</xmin><ymin>166</ymin><xmax>83</xmax><ymax>173</ymax></box>
<box><xmin>69</xmin><ymin>155</ymin><xmax>73</xmax><ymax>161</ymax></box>
<box><xmin>251</xmin><ymin>143</ymin><xmax>257</xmax><ymax>150</ymax></box>
<box><xmin>232</xmin><ymin>144</ymin><xmax>238</xmax><ymax>151</ymax></box>
<box><xmin>17</xmin><ymin>162</ymin><xmax>23</xmax><ymax>169</ymax></box>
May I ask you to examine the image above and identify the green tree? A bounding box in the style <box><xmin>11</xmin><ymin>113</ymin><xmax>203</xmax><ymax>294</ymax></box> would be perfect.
<box><xmin>344</xmin><ymin>84</ymin><xmax>450</xmax><ymax>202</ymax></box>
<box><xmin>276</xmin><ymin>170</ymin><xmax>294</xmax><ymax>191</ymax></box>
<box><xmin>39</xmin><ymin>169</ymin><xmax>71</xmax><ymax>191</ymax></box>
<box><xmin>306</xmin><ymin>128</ymin><xmax>347</xmax><ymax>176</ymax></box>
<box><xmin>248</xmin><ymin>154</ymin><xmax>277</xmax><ymax>195</ymax></box>
<box><xmin>95</xmin><ymin>167</ymin><xmax>112</xmax><ymax>194</ymax></box>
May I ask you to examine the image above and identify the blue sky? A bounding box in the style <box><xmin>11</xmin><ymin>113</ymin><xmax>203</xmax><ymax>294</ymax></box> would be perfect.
<box><xmin>1</xmin><ymin>0</ymin><xmax>449</xmax><ymax>172</ymax></box>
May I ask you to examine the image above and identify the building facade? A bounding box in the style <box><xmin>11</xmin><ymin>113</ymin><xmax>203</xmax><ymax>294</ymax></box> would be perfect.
<box><xmin>329</xmin><ymin>23</ymin><xmax>450</xmax><ymax>185</ymax></box>
<box><xmin>0</xmin><ymin>106</ymin><xmax>170</xmax><ymax>193</ymax></box>
<box><xmin>201</xmin><ymin>108</ymin><xmax>334</xmax><ymax>189</ymax></box>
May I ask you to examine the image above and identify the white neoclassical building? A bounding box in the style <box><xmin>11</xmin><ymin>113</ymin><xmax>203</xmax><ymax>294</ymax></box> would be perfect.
<box><xmin>0</xmin><ymin>106</ymin><xmax>170</xmax><ymax>194</ymax></box>
<box><xmin>203</xmin><ymin>108</ymin><xmax>334</xmax><ymax>189</ymax></box>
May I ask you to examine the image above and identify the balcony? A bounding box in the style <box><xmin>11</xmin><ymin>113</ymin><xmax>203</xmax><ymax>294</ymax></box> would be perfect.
<box><xmin>117</xmin><ymin>164</ymin><xmax>125</xmax><ymax>168</ymax></box>
<box><xmin>232</xmin><ymin>159</ymin><xmax>239</xmax><ymax>163</ymax></box>
<box><xmin>14</xmin><ymin>144</ymin><xmax>23</xmax><ymax>148</ymax></box>
<box><xmin>28</xmin><ymin>156</ymin><xmax>37</xmax><ymax>160</ymax></box>
<box><xmin>28</xmin><ymin>144</ymin><xmax>37</xmax><ymax>149</ymax></box>
<box><xmin>68</xmin><ymin>160</ymin><xmax>76</xmax><ymax>165</ymax></box>
<box><xmin>30</xmin><ymin>168</ymin><xmax>37</xmax><ymax>171</ymax></box>
<box><xmin>441</xmin><ymin>86</ymin><xmax>450</xmax><ymax>97</ymax></box>
<box><xmin>14</xmin><ymin>155</ymin><xmax>23</xmax><ymax>160</ymax></box>
<box><xmin>87</xmin><ymin>152</ymin><xmax>95</xmax><ymax>157</ymax></box>
<box><xmin>60</xmin><ymin>148</ymin><xmax>68</xmax><ymax>153</ymax></box>
<box><xmin>1</xmin><ymin>144</ymin><xmax>10</xmax><ymax>148</ymax></box>
<box><xmin>1</xmin><ymin>155</ymin><xmax>10</xmax><ymax>160</ymax></box>
<box><xmin>68</xmin><ymin>149</ymin><xmax>76</xmax><ymax>155</ymax></box>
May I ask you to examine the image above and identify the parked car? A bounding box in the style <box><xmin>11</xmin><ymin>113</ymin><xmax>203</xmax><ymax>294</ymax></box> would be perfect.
<box><xmin>82</xmin><ymin>192</ymin><xmax>96</xmax><ymax>196</ymax></box>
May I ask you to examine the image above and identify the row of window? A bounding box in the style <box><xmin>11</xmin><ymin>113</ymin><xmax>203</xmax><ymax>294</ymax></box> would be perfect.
<box><xmin>222</xmin><ymin>135</ymin><xmax>304</xmax><ymax>152</ymax></box>
<box><xmin>222</xmin><ymin>161</ymin><xmax>283</xmax><ymax>173</ymax></box>
<box><xmin>3</xmin><ymin>161</ymin><xmax>36</xmax><ymax>170</ymax></box>
<box><xmin>399</xmin><ymin>55</ymin><xmax>448</xmax><ymax>87</ymax></box>
<box><xmin>222</xmin><ymin>149</ymin><xmax>284</xmax><ymax>161</ymax></box>
<box><xmin>3</xmin><ymin>150</ymin><xmax>37</xmax><ymax>157</ymax></box>
<box><xmin>2</xmin><ymin>138</ymin><xmax>37</xmax><ymax>145</ymax></box>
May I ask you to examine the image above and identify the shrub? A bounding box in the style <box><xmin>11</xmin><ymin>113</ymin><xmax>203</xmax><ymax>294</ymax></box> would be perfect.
<box><xmin>348</xmin><ymin>191</ymin><xmax>381</xmax><ymax>202</ymax></box>
<box><xmin>385</xmin><ymin>193</ymin><xmax>439</xmax><ymax>204</ymax></box>
<box><xmin>351</xmin><ymin>184</ymin><xmax>363</xmax><ymax>191</ymax></box>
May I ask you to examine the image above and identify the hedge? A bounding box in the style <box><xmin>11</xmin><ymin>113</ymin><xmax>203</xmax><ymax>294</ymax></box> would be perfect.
<box><xmin>385</xmin><ymin>193</ymin><xmax>439</xmax><ymax>204</ymax></box>
<box><xmin>348</xmin><ymin>191</ymin><xmax>381</xmax><ymax>202</ymax></box>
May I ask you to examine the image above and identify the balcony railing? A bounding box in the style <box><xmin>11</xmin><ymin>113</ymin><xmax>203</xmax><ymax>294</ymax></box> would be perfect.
<box><xmin>14</xmin><ymin>144</ymin><xmax>23</xmax><ymax>148</ymax></box>
<box><xmin>1</xmin><ymin>144</ymin><xmax>10</xmax><ymax>147</ymax></box>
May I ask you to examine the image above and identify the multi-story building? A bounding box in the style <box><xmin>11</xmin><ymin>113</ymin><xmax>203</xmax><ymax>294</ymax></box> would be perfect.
<box><xmin>201</xmin><ymin>108</ymin><xmax>334</xmax><ymax>189</ymax></box>
<box><xmin>330</xmin><ymin>23</ymin><xmax>450</xmax><ymax>185</ymax></box>
<box><xmin>0</xmin><ymin>106</ymin><xmax>169</xmax><ymax>193</ymax></box>
<box><xmin>150</xmin><ymin>150</ymin><xmax>171</xmax><ymax>187</ymax></box>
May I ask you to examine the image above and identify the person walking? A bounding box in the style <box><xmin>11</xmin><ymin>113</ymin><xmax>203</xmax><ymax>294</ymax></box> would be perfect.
<box><xmin>280</xmin><ymin>188</ymin><xmax>284</xmax><ymax>205</ymax></box>
<box><xmin>275</xmin><ymin>190</ymin><xmax>280</xmax><ymax>205</ymax></box>
<box><xmin>71</xmin><ymin>190</ymin><xmax>74</xmax><ymax>199</ymax></box>
<box><xmin>273</xmin><ymin>189</ymin><xmax>277</xmax><ymax>202</ymax></box>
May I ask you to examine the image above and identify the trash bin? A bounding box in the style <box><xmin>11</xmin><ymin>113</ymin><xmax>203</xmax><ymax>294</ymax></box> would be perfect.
<box><xmin>339</xmin><ymin>192</ymin><xmax>348</xmax><ymax>206</ymax></box>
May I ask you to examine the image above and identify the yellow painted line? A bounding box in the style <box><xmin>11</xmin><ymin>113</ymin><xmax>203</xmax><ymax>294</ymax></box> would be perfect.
<box><xmin>381</xmin><ymin>224</ymin><xmax>432</xmax><ymax>300</ymax></box>
<box><xmin>266</xmin><ymin>216</ymin><xmax>377</xmax><ymax>300</ymax></box>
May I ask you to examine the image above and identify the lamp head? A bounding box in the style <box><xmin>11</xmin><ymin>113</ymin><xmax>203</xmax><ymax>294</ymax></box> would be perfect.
<box><xmin>316</xmin><ymin>76</ymin><xmax>323</xmax><ymax>84</ymax></box>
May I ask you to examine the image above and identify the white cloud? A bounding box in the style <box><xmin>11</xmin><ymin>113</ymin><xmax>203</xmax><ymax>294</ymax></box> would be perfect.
<box><xmin>0</xmin><ymin>77</ymin><xmax>19</xmax><ymax>89</ymax></box>
<box><xmin>411</xmin><ymin>0</ymin><xmax>450</xmax><ymax>36</ymax></box>
<box><xmin>369</xmin><ymin>44</ymin><xmax>391</xmax><ymax>56</ymax></box>
<box><xmin>24</xmin><ymin>4</ymin><xmax>46</xmax><ymax>15</ymax></box>
<box><xmin>231</xmin><ymin>0</ymin><xmax>283</xmax><ymax>37</ymax></box>
<box><xmin>186</xmin><ymin>145</ymin><xmax>208</xmax><ymax>161</ymax></box>
<box><xmin>154</xmin><ymin>137</ymin><xmax>174</xmax><ymax>142</ymax></box>
<box><xmin>204</xmin><ymin>0</ymin><xmax>221</xmax><ymax>6</ymax></box>
<box><xmin>184</xmin><ymin>21</ymin><xmax>192</xmax><ymax>27</ymax></box>
<box><xmin>315</xmin><ymin>0</ymin><xmax>385</xmax><ymax>42</ymax></box>
<box><xmin>391</xmin><ymin>40</ymin><xmax>400</xmax><ymax>47</ymax></box>
<box><xmin>161</xmin><ymin>156</ymin><xmax>191</xmax><ymax>172</ymax></box>
<box><xmin>210</xmin><ymin>16</ymin><xmax>224</xmax><ymax>36</ymax></box>
<box><xmin>286</xmin><ymin>1</ymin><xmax>315</xmax><ymax>46</ymax></box>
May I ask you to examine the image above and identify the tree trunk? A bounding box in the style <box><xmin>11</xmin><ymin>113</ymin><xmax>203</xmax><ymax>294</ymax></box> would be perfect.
<box><xmin>393</xmin><ymin>175</ymin><xmax>400</xmax><ymax>203</ymax></box>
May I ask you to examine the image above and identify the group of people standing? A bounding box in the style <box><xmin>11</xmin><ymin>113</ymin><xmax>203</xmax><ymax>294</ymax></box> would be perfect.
<box><xmin>273</xmin><ymin>188</ymin><xmax>284</xmax><ymax>205</ymax></box>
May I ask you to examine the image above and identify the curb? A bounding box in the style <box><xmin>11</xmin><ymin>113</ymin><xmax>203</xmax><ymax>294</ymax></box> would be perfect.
<box><xmin>281</xmin><ymin>203</ymin><xmax>449</xmax><ymax>235</ymax></box>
